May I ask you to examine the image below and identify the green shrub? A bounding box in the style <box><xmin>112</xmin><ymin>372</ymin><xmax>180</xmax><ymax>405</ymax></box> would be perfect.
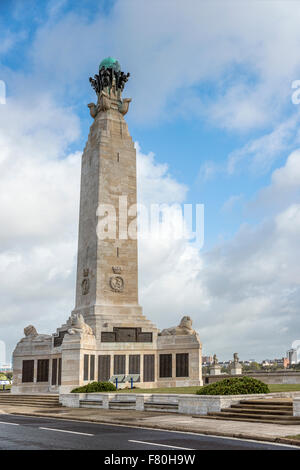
<box><xmin>71</xmin><ymin>381</ymin><xmax>117</xmax><ymax>393</ymax></box>
<box><xmin>196</xmin><ymin>376</ymin><xmax>270</xmax><ymax>395</ymax></box>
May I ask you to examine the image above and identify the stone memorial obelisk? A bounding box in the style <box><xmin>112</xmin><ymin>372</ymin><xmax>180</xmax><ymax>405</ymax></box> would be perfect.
<box><xmin>73</xmin><ymin>57</ymin><xmax>155</xmax><ymax>335</ymax></box>
<box><xmin>12</xmin><ymin>58</ymin><xmax>202</xmax><ymax>393</ymax></box>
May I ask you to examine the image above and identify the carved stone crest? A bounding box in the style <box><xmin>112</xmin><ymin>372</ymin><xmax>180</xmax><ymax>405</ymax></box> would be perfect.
<box><xmin>109</xmin><ymin>275</ymin><xmax>124</xmax><ymax>292</ymax></box>
<box><xmin>112</xmin><ymin>266</ymin><xmax>122</xmax><ymax>274</ymax></box>
<box><xmin>81</xmin><ymin>278</ymin><xmax>90</xmax><ymax>295</ymax></box>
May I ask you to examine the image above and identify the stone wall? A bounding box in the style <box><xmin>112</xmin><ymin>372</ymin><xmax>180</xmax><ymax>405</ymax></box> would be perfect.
<box><xmin>205</xmin><ymin>371</ymin><xmax>300</xmax><ymax>385</ymax></box>
<box><xmin>60</xmin><ymin>391</ymin><xmax>300</xmax><ymax>415</ymax></box>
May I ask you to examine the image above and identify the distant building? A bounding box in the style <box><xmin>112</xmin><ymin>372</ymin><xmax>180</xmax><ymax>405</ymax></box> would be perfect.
<box><xmin>261</xmin><ymin>358</ymin><xmax>289</xmax><ymax>368</ymax></box>
<box><xmin>219</xmin><ymin>361</ymin><xmax>232</xmax><ymax>368</ymax></box>
<box><xmin>262</xmin><ymin>360</ymin><xmax>271</xmax><ymax>367</ymax></box>
<box><xmin>273</xmin><ymin>358</ymin><xmax>289</xmax><ymax>368</ymax></box>
<box><xmin>287</xmin><ymin>349</ymin><xmax>298</xmax><ymax>365</ymax></box>
<box><xmin>202</xmin><ymin>356</ymin><xmax>213</xmax><ymax>365</ymax></box>
<box><xmin>0</xmin><ymin>364</ymin><xmax>12</xmax><ymax>373</ymax></box>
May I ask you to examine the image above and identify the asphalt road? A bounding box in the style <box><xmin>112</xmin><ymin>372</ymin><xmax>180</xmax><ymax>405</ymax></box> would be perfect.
<box><xmin>0</xmin><ymin>413</ymin><xmax>297</xmax><ymax>451</ymax></box>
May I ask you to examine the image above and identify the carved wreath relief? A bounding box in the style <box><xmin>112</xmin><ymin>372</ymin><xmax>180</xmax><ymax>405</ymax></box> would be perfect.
<box><xmin>109</xmin><ymin>275</ymin><xmax>124</xmax><ymax>292</ymax></box>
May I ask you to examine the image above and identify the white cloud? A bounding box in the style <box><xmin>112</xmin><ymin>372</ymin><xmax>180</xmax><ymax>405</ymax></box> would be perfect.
<box><xmin>197</xmin><ymin>160</ymin><xmax>220</xmax><ymax>182</ymax></box>
<box><xmin>0</xmin><ymin>28</ymin><xmax>26</xmax><ymax>56</ymax></box>
<box><xmin>136</xmin><ymin>142</ymin><xmax>188</xmax><ymax>205</ymax></box>
<box><xmin>228</xmin><ymin>114</ymin><xmax>300</xmax><ymax>174</ymax></box>
<box><xmin>19</xmin><ymin>0</ymin><xmax>300</xmax><ymax>130</ymax></box>
<box><xmin>139</xmin><ymin>151</ymin><xmax>300</xmax><ymax>360</ymax></box>
<box><xmin>0</xmin><ymin>87</ymin><xmax>81</xmax><ymax>357</ymax></box>
<box><xmin>221</xmin><ymin>194</ymin><xmax>243</xmax><ymax>213</ymax></box>
<box><xmin>250</xmin><ymin>149</ymin><xmax>300</xmax><ymax>213</ymax></box>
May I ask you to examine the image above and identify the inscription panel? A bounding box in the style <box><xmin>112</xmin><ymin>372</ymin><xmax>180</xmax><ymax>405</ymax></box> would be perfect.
<box><xmin>98</xmin><ymin>355</ymin><xmax>111</xmax><ymax>382</ymax></box>
<box><xmin>116</xmin><ymin>328</ymin><xmax>136</xmax><ymax>342</ymax></box>
<box><xmin>53</xmin><ymin>330</ymin><xmax>67</xmax><ymax>348</ymax></box>
<box><xmin>22</xmin><ymin>360</ymin><xmax>34</xmax><ymax>383</ymax></box>
<box><xmin>58</xmin><ymin>358</ymin><xmax>62</xmax><ymax>386</ymax></box>
<box><xmin>37</xmin><ymin>359</ymin><xmax>49</xmax><ymax>382</ymax></box>
<box><xmin>137</xmin><ymin>332</ymin><xmax>152</xmax><ymax>342</ymax></box>
<box><xmin>159</xmin><ymin>354</ymin><xmax>172</xmax><ymax>378</ymax></box>
<box><xmin>176</xmin><ymin>353</ymin><xmax>189</xmax><ymax>377</ymax></box>
<box><xmin>129</xmin><ymin>355</ymin><xmax>140</xmax><ymax>375</ymax></box>
<box><xmin>84</xmin><ymin>354</ymin><xmax>89</xmax><ymax>381</ymax></box>
<box><xmin>144</xmin><ymin>354</ymin><xmax>155</xmax><ymax>382</ymax></box>
<box><xmin>90</xmin><ymin>355</ymin><xmax>95</xmax><ymax>381</ymax></box>
<box><xmin>101</xmin><ymin>328</ymin><xmax>152</xmax><ymax>343</ymax></box>
<box><xmin>114</xmin><ymin>355</ymin><xmax>125</xmax><ymax>375</ymax></box>
<box><xmin>52</xmin><ymin>358</ymin><xmax>57</xmax><ymax>386</ymax></box>
<box><xmin>101</xmin><ymin>332</ymin><xmax>116</xmax><ymax>342</ymax></box>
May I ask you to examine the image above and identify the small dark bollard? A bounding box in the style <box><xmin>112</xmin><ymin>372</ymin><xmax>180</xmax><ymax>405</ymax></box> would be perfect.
<box><xmin>131</xmin><ymin>377</ymin><xmax>133</xmax><ymax>389</ymax></box>
<box><xmin>116</xmin><ymin>378</ymin><xmax>118</xmax><ymax>390</ymax></box>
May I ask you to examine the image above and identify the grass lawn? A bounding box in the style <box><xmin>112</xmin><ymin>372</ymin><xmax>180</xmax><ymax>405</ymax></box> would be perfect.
<box><xmin>116</xmin><ymin>384</ymin><xmax>300</xmax><ymax>394</ymax></box>
<box><xmin>268</xmin><ymin>384</ymin><xmax>300</xmax><ymax>392</ymax></box>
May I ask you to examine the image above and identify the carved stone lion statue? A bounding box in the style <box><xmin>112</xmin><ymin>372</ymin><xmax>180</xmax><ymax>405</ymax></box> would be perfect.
<box><xmin>159</xmin><ymin>316</ymin><xmax>196</xmax><ymax>336</ymax></box>
<box><xmin>24</xmin><ymin>325</ymin><xmax>38</xmax><ymax>337</ymax></box>
<box><xmin>21</xmin><ymin>325</ymin><xmax>51</xmax><ymax>343</ymax></box>
<box><xmin>67</xmin><ymin>313</ymin><xmax>94</xmax><ymax>336</ymax></box>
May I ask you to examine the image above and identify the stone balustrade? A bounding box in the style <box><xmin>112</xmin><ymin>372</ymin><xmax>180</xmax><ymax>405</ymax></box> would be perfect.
<box><xmin>60</xmin><ymin>391</ymin><xmax>300</xmax><ymax>416</ymax></box>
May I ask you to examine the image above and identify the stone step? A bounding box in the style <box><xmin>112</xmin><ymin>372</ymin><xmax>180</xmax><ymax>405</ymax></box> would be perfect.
<box><xmin>231</xmin><ymin>403</ymin><xmax>292</xmax><ymax>411</ymax></box>
<box><xmin>0</xmin><ymin>397</ymin><xmax>59</xmax><ymax>402</ymax></box>
<box><xmin>0</xmin><ymin>398</ymin><xmax>59</xmax><ymax>403</ymax></box>
<box><xmin>240</xmin><ymin>399</ymin><xmax>293</xmax><ymax>406</ymax></box>
<box><xmin>109</xmin><ymin>402</ymin><xmax>135</xmax><ymax>410</ymax></box>
<box><xmin>0</xmin><ymin>395</ymin><xmax>59</xmax><ymax>398</ymax></box>
<box><xmin>222</xmin><ymin>407</ymin><xmax>292</xmax><ymax>416</ymax></box>
<box><xmin>80</xmin><ymin>400</ymin><xmax>103</xmax><ymax>408</ymax></box>
<box><xmin>144</xmin><ymin>403</ymin><xmax>179</xmax><ymax>413</ymax></box>
<box><xmin>80</xmin><ymin>403</ymin><xmax>103</xmax><ymax>409</ymax></box>
<box><xmin>0</xmin><ymin>394</ymin><xmax>60</xmax><ymax>407</ymax></box>
<box><xmin>4</xmin><ymin>393</ymin><xmax>58</xmax><ymax>396</ymax></box>
<box><xmin>0</xmin><ymin>402</ymin><xmax>60</xmax><ymax>407</ymax></box>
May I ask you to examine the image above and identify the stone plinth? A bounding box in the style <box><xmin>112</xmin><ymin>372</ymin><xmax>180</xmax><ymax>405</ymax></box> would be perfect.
<box><xmin>230</xmin><ymin>365</ymin><xmax>242</xmax><ymax>375</ymax></box>
<box><xmin>210</xmin><ymin>365</ymin><xmax>221</xmax><ymax>376</ymax></box>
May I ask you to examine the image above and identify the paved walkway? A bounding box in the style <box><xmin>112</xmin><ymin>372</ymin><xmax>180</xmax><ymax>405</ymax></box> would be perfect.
<box><xmin>1</xmin><ymin>403</ymin><xmax>300</xmax><ymax>446</ymax></box>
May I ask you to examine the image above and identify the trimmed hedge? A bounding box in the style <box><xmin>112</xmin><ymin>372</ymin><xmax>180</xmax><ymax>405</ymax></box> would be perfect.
<box><xmin>196</xmin><ymin>376</ymin><xmax>270</xmax><ymax>395</ymax></box>
<box><xmin>71</xmin><ymin>381</ymin><xmax>117</xmax><ymax>393</ymax></box>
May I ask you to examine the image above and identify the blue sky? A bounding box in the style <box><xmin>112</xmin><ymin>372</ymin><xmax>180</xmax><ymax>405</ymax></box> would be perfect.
<box><xmin>1</xmin><ymin>0</ymin><xmax>300</xmax><ymax>361</ymax></box>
